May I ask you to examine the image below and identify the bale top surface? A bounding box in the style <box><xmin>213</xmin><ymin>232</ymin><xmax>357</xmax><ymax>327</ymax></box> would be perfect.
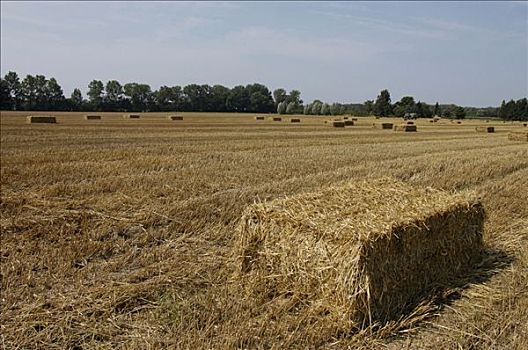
<box><xmin>242</xmin><ymin>178</ymin><xmax>475</xmax><ymax>244</ymax></box>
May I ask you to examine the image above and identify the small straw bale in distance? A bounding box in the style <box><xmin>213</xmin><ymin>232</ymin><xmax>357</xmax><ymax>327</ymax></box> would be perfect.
<box><xmin>168</xmin><ymin>115</ymin><xmax>183</xmax><ymax>120</ymax></box>
<box><xmin>255</xmin><ymin>116</ymin><xmax>265</xmax><ymax>120</ymax></box>
<box><xmin>508</xmin><ymin>131</ymin><xmax>528</xmax><ymax>142</ymax></box>
<box><xmin>84</xmin><ymin>115</ymin><xmax>101</xmax><ymax>120</ymax></box>
<box><xmin>123</xmin><ymin>114</ymin><xmax>141</xmax><ymax>119</ymax></box>
<box><xmin>290</xmin><ymin>118</ymin><xmax>301</xmax><ymax>123</ymax></box>
<box><xmin>523</xmin><ymin>123</ymin><xmax>527</xmax><ymax>127</ymax></box>
<box><xmin>235</xmin><ymin>178</ymin><xmax>484</xmax><ymax>329</ymax></box>
<box><xmin>475</xmin><ymin>126</ymin><xmax>494</xmax><ymax>133</ymax></box>
<box><xmin>352</xmin><ymin>118</ymin><xmax>358</xmax><ymax>121</ymax></box>
<box><xmin>393</xmin><ymin>124</ymin><xmax>417</xmax><ymax>132</ymax></box>
<box><xmin>332</xmin><ymin>121</ymin><xmax>345</xmax><ymax>128</ymax></box>
<box><xmin>373</xmin><ymin>122</ymin><xmax>393</xmax><ymax>129</ymax></box>
<box><xmin>344</xmin><ymin>120</ymin><xmax>354</xmax><ymax>126</ymax></box>
<box><xmin>272</xmin><ymin>117</ymin><xmax>282</xmax><ymax>122</ymax></box>
<box><xmin>406</xmin><ymin>121</ymin><xmax>415</xmax><ymax>125</ymax></box>
<box><xmin>26</xmin><ymin>115</ymin><xmax>56</xmax><ymax>124</ymax></box>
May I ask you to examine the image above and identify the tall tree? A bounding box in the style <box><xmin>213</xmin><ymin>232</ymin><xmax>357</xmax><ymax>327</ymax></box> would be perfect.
<box><xmin>273</xmin><ymin>88</ymin><xmax>287</xmax><ymax>107</ymax></box>
<box><xmin>433</xmin><ymin>102</ymin><xmax>441</xmax><ymax>117</ymax></box>
<box><xmin>87</xmin><ymin>80</ymin><xmax>104</xmax><ymax>111</ymax></box>
<box><xmin>0</xmin><ymin>78</ymin><xmax>11</xmax><ymax>110</ymax></box>
<box><xmin>105</xmin><ymin>80</ymin><xmax>124</xmax><ymax>110</ymax></box>
<box><xmin>70</xmin><ymin>88</ymin><xmax>84</xmax><ymax>111</ymax></box>
<box><xmin>3</xmin><ymin>71</ymin><xmax>21</xmax><ymax>110</ymax></box>
<box><xmin>373</xmin><ymin>89</ymin><xmax>392</xmax><ymax>117</ymax></box>
<box><xmin>226</xmin><ymin>85</ymin><xmax>250</xmax><ymax>112</ymax></box>
<box><xmin>124</xmin><ymin>83</ymin><xmax>153</xmax><ymax>112</ymax></box>
<box><xmin>45</xmin><ymin>78</ymin><xmax>65</xmax><ymax>110</ymax></box>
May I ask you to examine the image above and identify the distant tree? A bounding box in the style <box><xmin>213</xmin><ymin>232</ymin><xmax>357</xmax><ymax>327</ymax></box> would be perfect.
<box><xmin>124</xmin><ymin>83</ymin><xmax>153</xmax><ymax>112</ymax></box>
<box><xmin>311</xmin><ymin>101</ymin><xmax>322</xmax><ymax>115</ymax></box>
<box><xmin>226</xmin><ymin>85</ymin><xmax>250</xmax><ymax>112</ymax></box>
<box><xmin>105</xmin><ymin>80</ymin><xmax>124</xmax><ymax>110</ymax></box>
<box><xmin>374</xmin><ymin>89</ymin><xmax>392</xmax><ymax>117</ymax></box>
<box><xmin>45</xmin><ymin>78</ymin><xmax>65</xmax><ymax>110</ymax></box>
<box><xmin>433</xmin><ymin>102</ymin><xmax>441</xmax><ymax>117</ymax></box>
<box><xmin>210</xmin><ymin>85</ymin><xmax>230</xmax><ymax>112</ymax></box>
<box><xmin>70</xmin><ymin>88</ymin><xmax>84</xmax><ymax>111</ymax></box>
<box><xmin>273</xmin><ymin>88</ymin><xmax>287</xmax><ymax>107</ymax></box>
<box><xmin>303</xmin><ymin>103</ymin><xmax>312</xmax><ymax>115</ymax></box>
<box><xmin>0</xmin><ymin>78</ymin><xmax>11</xmax><ymax>110</ymax></box>
<box><xmin>87</xmin><ymin>80</ymin><xmax>104</xmax><ymax>111</ymax></box>
<box><xmin>277</xmin><ymin>101</ymin><xmax>287</xmax><ymax>114</ymax></box>
<box><xmin>247</xmin><ymin>83</ymin><xmax>275</xmax><ymax>113</ymax></box>
<box><xmin>3</xmin><ymin>71</ymin><xmax>21</xmax><ymax>110</ymax></box>
<box><xmin>155</xmin><ymin>85</ymin><xmax>184</xmax><ymax>111</ymax></box>
<box><xmin>454</xmin><ymin>106</ymin><xmax>466</xmax><ymax>119</ymax></box>
<box><xmin>364</xmin><ymin>100</ymin><xmax>374</xmax><ymax>115</ymax></box>
<box><xmin>393</xmin><ymin>96</ymin><xmax>416</xmax><ymax>118</ymax></box>
<box><xmin>330</xmin><ymin>103</ymin><xmax>342</xmax><ymax>115</ymax></box>
<box><xmin>286</xmin><ymin>101</ymin><xmax>296</xmax><ymax>114</ymax></box>
<box><xmin>443</xmin><ymin>110</ymin><xmax>452</xmax><ymax>118</ymax></box>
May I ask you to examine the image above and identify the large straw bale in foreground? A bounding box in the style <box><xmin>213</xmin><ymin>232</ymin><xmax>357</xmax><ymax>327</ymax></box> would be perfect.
<box><xmin>27</xmin><ymin>115</ymin><xmax>56</xmax><ymax>124</ymax></box>
<box><xmin>236</xmin><ymin>179</ymin><xmax>484</xmax><ymax>327</ymax></box>
<box><xmin>508</xmin><ymin>131</ymin><xmax>528</xmax><ymax>141</ymax></box>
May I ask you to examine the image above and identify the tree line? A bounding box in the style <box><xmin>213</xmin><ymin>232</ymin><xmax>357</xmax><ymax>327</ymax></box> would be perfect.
<box><xmin>1</xmin><ymin>71</ymin><xmax>526</xmax><ymax>120</ymax></box>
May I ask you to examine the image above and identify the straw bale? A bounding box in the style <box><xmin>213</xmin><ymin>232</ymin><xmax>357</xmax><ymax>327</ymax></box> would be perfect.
<box><xmin>273</xmin><ymin>117</ymin><xmax>282</xmax><ymax>122</ymax></box>
<box><xmin>352</xmin><ymin>118</ymin><xmax>358</xmax><ymax>121</ymax></box>
<box><xmin>343</xmin><ymin>117</ymin><xmax>349</xmax><ymax>120</ymax></box>
<box><xmin>291</xmin><ymin>118</ymin><xmax>301</xmax><ymax>123</ymax></box>
<box><xmin>344</xmin><ymin>120</ymin><xmax>354</xmax><ymax>126</ymax></box>
<box><xmin>26</xmin><ymin>115</ymin><xmax>56</xmax><ymax>124</ymax></box>
<box><xmin>508</xmin><ymin>131</ymin><xmax>528</xmax><ymax>142</ymax></box>
<box><xmin>84</xmin><ymin>115</ymin><xmax>101</xmax><ymax>120</ymax></box>
<box><xmin>523</xmin><ymin>123</ymin><xmax>527</xmax><ymax>127</ymax></box>
<box><xmin>255</xmin><ymin>116</ymin><xmax>265</xmax><ymax>120</ymax></box>
<box><xmin>373</xmin><ymin>123</ymin><xmax>393</xmax><ymax>129</ymax></box>
<box><xmin>124</xmin><ymin>114</ymin><xmax>141</xmax><ymax>119</ymax></box>
<box><xmin>393</xmin><ymin>124</ymin><xmax>417</xmax><ymax>132</ymax></box>
<box><xmin>332</xmin><ymin>121</ymin><xmax>345</xmax><ymax>127</ymax></box>
<box><xmin>236</xmin><ymin>178</ymin><xmax>484</xmax><ymax>327</ymax></box>
<box><xmin>168</xmin><ymin>115</ymin><xmax>183</xmax><ymax>120</ymax></box>
<box><xmin>475</xmin><ymin>126</ymin><xmax>494</xmax><ymax>133</ymax></box>
<box><xmin>406</xmin><ymin>121</ymin><xmax>415</xmax><ymax>125</ymax></box>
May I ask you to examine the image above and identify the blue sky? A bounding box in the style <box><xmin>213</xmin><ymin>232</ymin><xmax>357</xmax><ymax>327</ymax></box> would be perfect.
<box><xmin>1</xmin><ymin>1</ymin><xmax>526</xmax><ymax>107</ymax></box>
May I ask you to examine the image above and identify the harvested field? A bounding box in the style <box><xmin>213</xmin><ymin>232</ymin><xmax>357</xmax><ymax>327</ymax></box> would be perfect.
<box><xmin>394</xmin><ymin>124</ymin><xmax>417</xmax><ymax>132</ymax></box>
<box><xmin>26</xmin><ymin>115</ymin><xmax>56</xmax><ymax>123</ymax></box>
<box><xmin>1</xmin><ymin>111</ymin><xmax>527</xmax><ymax>350</ymax></box>
<box><xmin>508</xmin><ymin>131</ymin><xmax>528</xmax><ymax>141</ymax></box>
<box><xmin>476</xmin><ymin>126</ymin><xmax>494</xmax><ymax>133</ymax></box>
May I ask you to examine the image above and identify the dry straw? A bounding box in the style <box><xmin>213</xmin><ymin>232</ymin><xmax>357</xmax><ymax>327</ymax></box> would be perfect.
<box><xmin>168</xmin><ymin>115</ymin><xmax>184</xmax><ymax>120</ymax></box>
<box><xmin>123</xmin><ymin>114</ymin><xmax>141</xmax><ymax>119</ymax></box>
<box><xmin>26</xmin><ymin>115</ymin><xmax>56</xmax><ymax>124</ymax></box>
<box><xmin>84</xmin><ymin>115</ymin><xmax>101</xmax><ymax>120</ymax></box>
<box><xmin>255</xmin><ymin>116</ymin><xmax>265</xmax><ymax>120</ymax></box>
<box><xmin>508</xmin><ymin>131</ymin><xmax>528</xmax><ymax>141</ymax></box>
<box><xmin>291</xmin><ymin>118</ymin><xmax>301</xmax><ymax>123</ymax></box>
<box><xmin>273</xmin><ymin>117</ymin><xmax>282</xmax><ymax>122</ymax></box>
<box><xmin>235</xmin><ymin>178</ymin><xmax>484</xmax><ymax>329</ymax></box>
<box><xmin>344</xmin><ymin>120</ymin><xmax>354</xmax><ymax>126</ymax></box>
<box><xmin>475</xmin><ymin>126</ymin><xmax>494</xmax><ymax>133</ymax></box>
<box><xmin>393</xmin><ymin>124</ymin><xmax>417</xmax><ymax>132</ymax></box>
<box><xmin>332</xmin><ymin>121</ymin><xmax>345</xmax><ymax>127</ymax></box>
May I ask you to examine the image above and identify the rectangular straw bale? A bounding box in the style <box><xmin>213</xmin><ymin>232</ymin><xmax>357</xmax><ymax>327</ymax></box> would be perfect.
<box><xmin>168</xmin><ymin>115</ymin><xmax>183</xmax><ymax>120</ymax></box>
<box><xmin>272</xmin><ymin>117</ymin><xmax>282</xmax><ymax>122</ymax></box>
<box><xmin>84</xmin><ymin>115</ymin><xmax>101</xmax><ymax>120</ymax></box>
<box><xmin>332</xmin><ymin>121</ymin><xmax>345</xmax><ymax>127</ymax></box>
<box><xmin>344</xmin><ymin>120</ymin><xmax>354</xmax><ymax>126</ymax></box>
<box><xmin>475</xmin><ymin>126</ymin><xmax>494</xmax><ymax>133</ymax></box>
<box><xmin>343</xmin><ymin>117</ymin><xmax>349</xmax><ymax>120</ymax></box>
<box><xmin>26</xmin><ymin>115</ymin><xmax>56</xmax><ymax>124</ymax></box>
<box><xmin>373</xmin><ymin>122</ymin><xmax>393</xmax><ymax>129</ymax></box>
<box><xmin>255</xmin><ymin>116</ymin><xmax>265</xmax><ymax>120</ymax></box>
<box><xmin>236</xmin><ymin>178</ymin><xmax>484</xmax><ymax>327</ymax></box>
<box><xmin>291</xmin><ymin>118</ymin><xmax>301</xmax><ymax>123</ymax></box>
<box><xmin>393</xmin><ymin>124</ymin><xmax>417</xmax><ymax>132</ymax></box>
<box><xmin>124</xmin><ymin>114</ymin><xmax>141</xmax><ymax>119</ymax></box>
<box><xmin>508</xmin><ymin>131</ymin><xmax>528</xmax><ymax>141</ymax></box>
<box><xmin>352</xmin><ymin>118</ymin><xmax>358</xmax><ymax>121</ymax></box>
<box><xmin>406</xmin><ymin>121</ymin><xmax>415</xmax><ymax>125</ymax></box>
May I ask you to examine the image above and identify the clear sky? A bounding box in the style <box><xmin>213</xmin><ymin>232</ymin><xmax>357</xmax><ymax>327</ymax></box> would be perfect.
<box><xmin>1</xmin><ymin>1</ymin><xmax>527</xmax><ymax>107</ymax></box>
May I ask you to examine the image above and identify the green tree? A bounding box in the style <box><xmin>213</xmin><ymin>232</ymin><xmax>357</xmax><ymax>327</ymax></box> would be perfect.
<box><xmin>273</xmin><ymin>88</ymin><xmax>287</xmax><ymax>107</ymax></box>
<box><xmin>247</xmin><ymin>83</ymin><xmax>274</xmax><ymax>113</ymax></box>
<box><xmin>373</xmin><ymin>89</ymin><xmax>392</xmax><ymax>117</ymax></box>
<box><xmin>105</xmin><ymin>80</ymin><xmax>124</xmax><ymax>110</ymax></box>
<box><xmin>303</xmin><ymin>103</ymin><xmax>312</xmax><ymax>115</ymax></box>
<box><xmin>277</xmin><ymin>101</ymin><xmax>287</xmax><ymax>114</ymax></box>
<box><xmin>454</xmin><ymin>106</ymin><xmax>466</xmax><ymax>119</ymax></box>
<box><xmin>45</xmin><ymin>78</ymin><xmax>65</xmax><ymax>110</ymax></box>
<box><xmin>87</xmin><ymin>80</ymin><xmax>104</xmax><ymax>111</ymax></box>
<box><xmin>311</xmin><ymin>101</ymin><xmax>322</xmax><ymax>115</ymax></box>
<box><xmin>70</xmin><ymin>88</ymin><xmax>84</xmax><ymax>111</ymax></box>
<box><xmin>0</xmin><ymin>78</ymin><xmax>11</xmax><ymax>110</ymax></box>
<box><xmin>3</xmin><ymin>71</ymin><xmax>21</xmax><ymax>110</ymax></box>
<box><xmin>226</xmin><ymin>85</ymin><xmax>250</xmax><ymax>112</ymax></box>
<box><xmin>433</xmin><ymin>102</ymin><xmax>441</xmax><ymax>117</ymax></box>
<box><xmin>124</xmin><ymin>83</ymin><xmax>153</xmax><ymax>112</ymax></box>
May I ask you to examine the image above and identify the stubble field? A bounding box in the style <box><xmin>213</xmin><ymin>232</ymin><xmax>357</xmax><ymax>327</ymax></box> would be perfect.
<box><xmin>1</xmin><ymin>111</ymin><xmax>527</xmax><ymax>349</ymax></box>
